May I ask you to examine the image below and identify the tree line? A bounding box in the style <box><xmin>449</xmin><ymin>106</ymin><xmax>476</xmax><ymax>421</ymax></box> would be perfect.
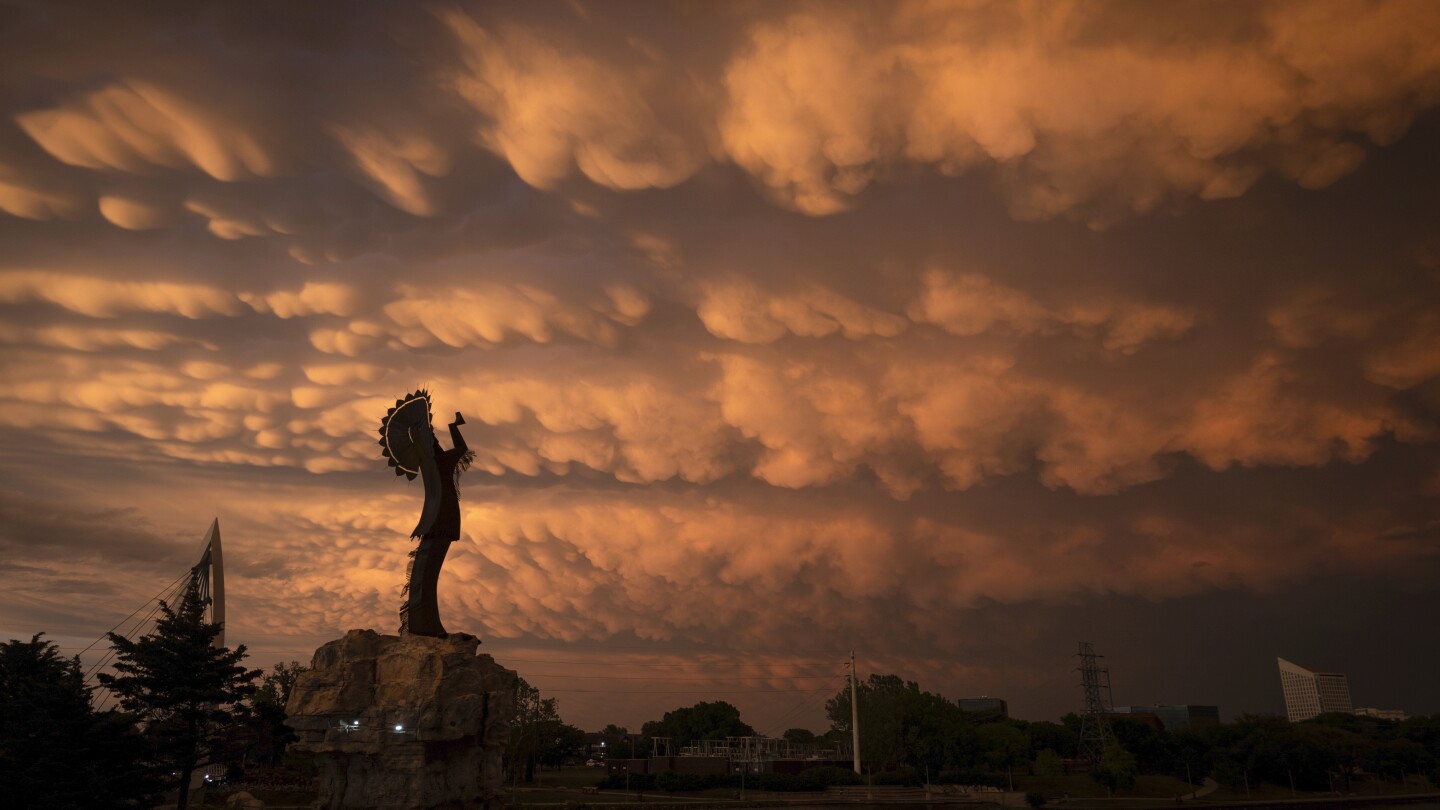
<box><xmin>580</xmin><ymin>673</ymin><xmax>1440</xmax><ymax>796</ymax></box>
<box><xmin>0</xmin><ymin>580</ymin><xmax>304</xmax><ymax>809</ymax></box>
<box><xmin>824</xmin><ymin>673</ymin><xmax>1440</xmax><ymax>794</ymax></box>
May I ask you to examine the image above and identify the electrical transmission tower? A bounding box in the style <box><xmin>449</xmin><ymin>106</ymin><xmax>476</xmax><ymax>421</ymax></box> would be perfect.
<box><xmin>1075</xmin><ymin>641</ymin><xmax>1114</xmax><ymax>765</ymax></box>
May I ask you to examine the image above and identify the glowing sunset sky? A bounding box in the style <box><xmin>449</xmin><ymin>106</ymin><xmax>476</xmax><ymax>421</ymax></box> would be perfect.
<box><xmin>2</xmin><ymin>1</ymin><xmax>1439</xmax><ymax>732</ymax></box>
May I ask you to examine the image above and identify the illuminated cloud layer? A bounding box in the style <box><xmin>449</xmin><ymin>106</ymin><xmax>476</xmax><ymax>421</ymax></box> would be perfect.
<box><xmin>1</xmin><ymin>1</ymin><xmax>1438</xmax><ymax>726</ymax></box>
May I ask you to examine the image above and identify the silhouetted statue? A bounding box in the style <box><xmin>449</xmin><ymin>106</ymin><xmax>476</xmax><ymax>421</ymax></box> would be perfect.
<box><xmin>379</xmin><ymin>390</ymin><xmax>472</xmax><ymax>637</ymax></box>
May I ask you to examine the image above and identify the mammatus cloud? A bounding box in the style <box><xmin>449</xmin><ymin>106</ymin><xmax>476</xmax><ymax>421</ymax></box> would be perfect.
<box><xmin>0</xmin><ymin>271</ymin><xmax>244</xmax><ymax>318</ymax></box>
<box><xmin>98</xmin><ymin>193</ymin><xmax>175</xmax><ymax>231</ymax></box>
<box><xmin>16</xmin><ymin>81</ymin><xmax>275</xmax><ymax>181</ymax></box>
<box><xmin>1</xmin><ymin>0</ymin><xmax>1439</xmax><ymax>726</ymax></box>
<box><xmin>697</xmin><ymin>279</ymin><xmax>908</xmax><ymax>344</ymax></box>
<box><xmin>0</xmin><ymin>273</ymin><xmax>1427</xmax><ymax>494</ymax></box>
<box><xmin>382</xmin><ymin>283</ymin><xmax>632</xmax><ymax>349</ymax></box>
<box><xmin>330</xmin><ymin>126</ymin><xmax>454</xmax><ymax>218</ymax></box>
<box><xmin>908</xmin><ymin>270</ymin><xmax>1196</xmax><ymax>353</ymax></box>
<box><xmin>240</xmin><ymin>283</ymin><xmax>363</xmax><ymax>319</ymax></box>
<box><xmin>420</xmin><ymin>1</ymin><xmax>1440</xmax><ymax>223</ymax></box>
<box><xmin>0</xmin><ymin>2</ymin><xmax>1435</xmax><ymax>230</ymax></box>
<box><xmin>718</xmin><ymin>1</ymin><xmax>1440</xmax><ymax>220</ymax></box>
<box><xmin>0</xmin><ymin>172</ymin><xmax>85</xmax><ymax>220</ymax></box>
<box><xmin>443</xmin><ymin>9</ymin><xmax>709</xmax><ymax>193</ymax></box>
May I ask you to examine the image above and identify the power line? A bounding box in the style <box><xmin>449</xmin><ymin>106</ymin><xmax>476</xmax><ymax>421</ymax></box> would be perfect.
<box><xmin>485</xmin><ymin>643</ymin><xmax>854</xmax><ymax>657</ymax></box>
<box><xmin>88</xmin><ymin>574</ymin><xmax>196</xmax><ymax>712</ymax></box>
<box><xmin>83</xmin><ymin>573</ymin><xmax>189</xmax><ymax>699</ymax></box>
<box><xmin>534</xmin><ymin>687</ymin><xmax>839</xmax><ymax>695</ymax></box>
<box><xmin>74</xmin><ymin>571</ymin><xmax>189</xmax><ymax>658</ymax></box>
<box><xmin>498</xmin><ymin>655</ymin><xmax>847</xmax><ymax>669</ymax></box>
<box><xmin>761</xmin><ymin>673</ymin><xmax>849</xmax><ymax>737</ymax></box>
<box><xmin>83</xmin><ymin>575</ymin><xmax>187</xmax><ymax>684</ymax></box>
<box><xmin>519</xmin><ymin>673</ymin><xmax>843</xmax><ymax>682</ymax></box>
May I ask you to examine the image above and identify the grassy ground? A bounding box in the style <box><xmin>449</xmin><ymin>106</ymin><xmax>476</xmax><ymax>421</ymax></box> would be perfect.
<box><xmin>522</xmin><ymin>764</ymin><xmax>609</xmax><ymax>789</ymax></box>
<box><xmin>200</xmin><ymin>767</ymin><xmax>1440</xmax><ymax>809</ymax></box>
<box><xmin>1195</xmin><ymin>774</ymin><xmax>1438</xmax><ymax>804</ymax></box>
<box><xmin>1015</xmin><ymin>774</ymin><xmax>1198</xmax><ymax>801</ymax></box>
<box><xmin>510</xmin><ymin>766</ymin><xmax>769</xmax><ymax>805</ymax></box>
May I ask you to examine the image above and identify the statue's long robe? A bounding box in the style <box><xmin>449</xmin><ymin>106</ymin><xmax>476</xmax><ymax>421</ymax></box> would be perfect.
<box><xmin>405</xmin><ymin>421</ymin><xmax>467</xmax><ymax>637</ymax></box>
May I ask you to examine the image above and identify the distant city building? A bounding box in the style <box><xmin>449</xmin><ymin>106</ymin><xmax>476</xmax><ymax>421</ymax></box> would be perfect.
<box><xmin>1112</xmin><ymin>705</ymin><xmax>1220</xmax><ymax>732</ymax></box>
<box><xmin>1355</xmin><ymin>707</ymin><xmax>1408</xmax><ymax>721</ymax></box>
<box><xmin>958</xmin><ymin>697</ymin><xmax>1009</xmax><ymax>717</ymax></box>
<box><xmin>610</xmin><ymin>736</ymin><xmax>850</xmax><ymax>777</ymax></box>
<box><xmin>1110</xmin><ymin>709</ymin><xmax>1164</xmax><ymax>732</ymax></box>
<box><xmin>1278</xmin><ymin>657</ymin><xmax>1353</xmax><ymax>722</ymax></box>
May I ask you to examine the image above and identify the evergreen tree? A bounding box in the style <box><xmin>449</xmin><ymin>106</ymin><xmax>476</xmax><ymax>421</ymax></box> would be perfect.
<box><xmin>0</xmin><ymin>633</ymin><xmax>162</xmax><ymax>808</ymax></box>
<box><xmin>98</xmin><ymin>578</ymin><xmax>261</xmax><ymax>810</ymax></box>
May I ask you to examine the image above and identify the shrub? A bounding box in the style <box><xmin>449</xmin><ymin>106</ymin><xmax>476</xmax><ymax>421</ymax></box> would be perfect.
<box><xmin>872</xmin><ymin>768</ymin><xmax>921</xmax><ymax>786</ymax></box>
<box><xmin>1026</xmin><ymin>790</ymin><xmax>1047</xmax><ymax>808</ymax></box>
<box><xmin>1033</xmin><ymin>749</ymin><xmax>1064</xmax><ymax>780</ymax></box>
<box><xmin>795</xmin><ymin>766</ymin><xmax>862</xmax><ymax>789</ymax></box>
<box><xmin>935</xmin><ymin>770</ymin><xmax>1007</xmax><ymax>788</ymax></box>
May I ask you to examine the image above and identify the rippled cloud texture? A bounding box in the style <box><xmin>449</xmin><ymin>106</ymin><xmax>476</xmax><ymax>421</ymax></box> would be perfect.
<box><xmin>2</xmin><ymin>0</ymin><xmax>1440</xmax><ymax>727</ymax></box>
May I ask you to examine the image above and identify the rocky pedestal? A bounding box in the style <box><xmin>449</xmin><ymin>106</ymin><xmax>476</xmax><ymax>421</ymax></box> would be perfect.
<box><xmin>286</xmin><ymin>630</ymin><xmax>516</xmax><ymax>810</ymax></box>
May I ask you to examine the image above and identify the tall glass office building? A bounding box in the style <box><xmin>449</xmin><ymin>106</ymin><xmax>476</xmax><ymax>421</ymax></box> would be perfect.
<box><xmin>1277</xmin><ymin>657</ymin><xmax>1353</xmax><ymax>722</ymax></box>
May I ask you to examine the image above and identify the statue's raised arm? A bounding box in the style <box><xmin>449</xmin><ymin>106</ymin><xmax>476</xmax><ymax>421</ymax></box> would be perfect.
<box><xmin>378</xmin><ymin>390</ymin><xmax>471</xmax><ymax>637</ymax></box>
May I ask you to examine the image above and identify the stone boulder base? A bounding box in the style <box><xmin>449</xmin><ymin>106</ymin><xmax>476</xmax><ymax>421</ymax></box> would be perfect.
<box><xmin>286</xmin><ymin>630</ymin><xmax>516</xmax><ymax>810</ymax></box>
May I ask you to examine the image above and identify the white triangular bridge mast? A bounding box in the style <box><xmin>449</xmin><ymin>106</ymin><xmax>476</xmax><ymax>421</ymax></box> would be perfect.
<box><xmin>189</xmin><ymin>518</ymin><xmax>226</xmax><ymax>648</ymax></box>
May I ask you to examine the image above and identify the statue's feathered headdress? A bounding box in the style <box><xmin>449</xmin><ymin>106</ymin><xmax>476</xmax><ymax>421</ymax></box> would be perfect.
<box><xmin>379</xmin><ymin>390</ymin><xmax>434</xmax><ymax>481</ymax></box>
<box><xmin>379</xmin><ymin>389</ymin><xmax>442</xmax><ymax>538</ymax></box>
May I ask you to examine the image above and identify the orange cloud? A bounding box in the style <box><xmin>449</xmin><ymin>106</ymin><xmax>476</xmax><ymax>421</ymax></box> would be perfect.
<box><xmin>719</xmin><ymin>1</ymin><xmax>1440</xmax><ymax>220</ymax></box>
<box><xmin>442</xmin><ymin>9</ymin><xmax>707</xmax><ymax>192</ymax></box>
<box><xmin>16</xmin><ymin>81</ymin><xmax>275</xmax><ymax>181</ymax></box>
<box><xmin>0</xmin><ymin>271</ymin><xmax>243</xmax><ymax>318</ymax></box>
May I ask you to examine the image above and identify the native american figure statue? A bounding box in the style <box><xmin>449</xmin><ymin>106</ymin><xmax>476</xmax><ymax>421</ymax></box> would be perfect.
<box><xmin>378</xmin><ymin>390</ymin><xmax>473</xmax><ymax>637</ymax></box>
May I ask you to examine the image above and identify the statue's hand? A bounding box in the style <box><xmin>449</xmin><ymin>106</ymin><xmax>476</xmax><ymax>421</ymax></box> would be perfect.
<box><xmin>453</xmin><ymin>411</ymin><xmax>465</xmax><ymax>426</ymax></box>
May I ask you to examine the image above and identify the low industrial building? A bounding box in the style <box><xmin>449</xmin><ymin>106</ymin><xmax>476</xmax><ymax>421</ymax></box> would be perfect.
<box><xmin>958</xmin><ymin>697</ymin><xmax>1009</xmax><ymax>716</ymax></box>
<box><xmin>1111</xmin><ymin>704</ymin><xmax>1220</xmax><ymax>732</ymax></box>
<box><xmin>607</xmin><ymin>736</ymin><xmax>850</xmax><ymax>777</ymax></box>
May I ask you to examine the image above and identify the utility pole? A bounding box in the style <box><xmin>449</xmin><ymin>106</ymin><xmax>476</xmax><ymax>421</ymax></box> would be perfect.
<box><xmin>849</xmin><ymin>650</ymin><xmax>861</xmax><ymax>775</ymax></box>
<box><xmin>622</xmin><ymin>735</ymin><xmax>632</xmax><ymax>799</ymax></box>
<box><xmin>1075</xmin><ymin>642</ymin><xmax>1114</xmax><ymax>766</ymax></box>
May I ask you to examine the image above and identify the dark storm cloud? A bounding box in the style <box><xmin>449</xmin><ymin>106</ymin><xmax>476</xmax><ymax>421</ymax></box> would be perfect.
<box><xmin>1</xmin><ymin>0</ymin><xmax>1439</xmax><ymax>727</ymax></box>
<box><xmin>0</xmin><ymin>491</ymin><xmax>182</xmax><ymax>564</ymax></box>
<box><xmin>1378</xmin><ymin>520</ymin><xmax>1440</xmax><ymax>543</ymax></box>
